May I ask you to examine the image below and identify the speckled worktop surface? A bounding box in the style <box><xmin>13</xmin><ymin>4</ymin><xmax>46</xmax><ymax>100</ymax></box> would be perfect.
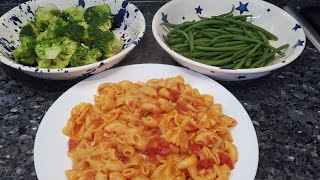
<box><xmin>0</xmin><ymin>0</ymin><xmax>319</xmax><ymax>179</ymax></box>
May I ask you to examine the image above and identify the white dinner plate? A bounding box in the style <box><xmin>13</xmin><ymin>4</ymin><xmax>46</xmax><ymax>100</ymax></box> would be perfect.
<box><xmin>34</xmin><ymin>64</ymin><xmax>259</xmax><ymax>180</ymax></box>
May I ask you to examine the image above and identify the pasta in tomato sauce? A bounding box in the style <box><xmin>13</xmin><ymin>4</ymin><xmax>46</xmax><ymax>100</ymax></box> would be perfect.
<box><xmin>62</xmin><ymin>75</ymin><xmax>238</xmax><ymax>180</ymax></box>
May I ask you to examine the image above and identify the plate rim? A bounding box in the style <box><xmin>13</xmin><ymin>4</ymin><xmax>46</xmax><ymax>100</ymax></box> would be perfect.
<box><xmin>34</xmin><ymin>63</ymin><xmax>259</xmax><ymax>180</ymax></box>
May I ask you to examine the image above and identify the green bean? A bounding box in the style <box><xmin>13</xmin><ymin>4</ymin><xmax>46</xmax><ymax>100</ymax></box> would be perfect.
<box><xmin>263</xmin><ymin>44</ymin><xmax>289</xmax><ymax>66</ymax></box>
<box><xmin>190</xmin><ymin>26</ymin><xmax>211</xmax><ymax>30</ymax></box>
<box><xmin>176</xmin><ymin>30</ymin><xmax>190</xmax><ymax>42</ymax></box>
<box><xmin>191</xmin><ymin>53</ymin><xmax>234</xmax><ymax>64</ymax></box>
<box><xmin>218</xmin><ymin>5</ymin><xmax>235</xmax><ymax>17</ymax></box>
<box><xmin>232</xmin><ymin>15</ymin><xmax>253</xmax><ymax>20</ymax></box>
<box><xmin>221</xmin><ymin>63</ymin><xmax>237</xmax><ymax>69</ymax></box>
<box><xmin>233</xmin><ymin>57</ymin><xmax>247</xmax><ymax>68</ymax></box>
<box><xmin>194</xmin><ymin>33</ymin><xmax>208</xmax><ymax>39</ymax></box>
<box><xmin>198</xmin><ymin>16</ymin><xmax>211</xmax><ymax>20</ymax></box>
<box><xmin>233</xmin><ymin>44</ymin><xmax>255</xmax><ymax>59</ymax></box>
<box><xmin>224</xmin><ymin>14</ymin><xmax>234</xmax><ymax>18</ymax></box>
<box><xmin>234</xmin><ymin>42</ymin><xmax>262</xmax><ymax>69</ymax></box>
<box><xmin>194</xmin><ymin>56</ymin><xmax>234</xmax><ymax>66</ymax></box>
<box><xmin>245</xmin><ymin>56</ymin><xmax>255</xmax><ymax>67</ymax></box>
<box><xmin>206</xmin><ymin>35</ymin><xmax>237</xmax><ymax>46</ymax></box>
<box><xmin>247</xmin><ymin>42</ymin><xmax>262</xmax><ymax>57</ymax></box>
<box><xmin>194</xmin><ymin>38</ymin><xmax>212</xmax><ymax>42</ymax></box>
<box><xmin>269</xmin><ymin>44</ymin><xmax>288</xmax><ymax>60</ymax></box>
<box><xmin>214</xmin><ymin>16</ymin><xmax>278</xmax><ymax>40</ymax></box>
<box><xmin>191</xmin><ymin>51</ymin><xmax>225</xmax><ymax>58</ymax></box>
<box><xmin>257</xmin><ymin>31</ymin><xmax>269</xmax><ymax>45</ymax></box>
<box><xmin>213</xmin><ymin>41</ymin><xmax>247</xmax><ymax>47</ymax></box>
<box><xmin>232</xmin><ymin>36</ymin><xmax>262</xmax><ymax>43</ymax></box>
<box><xmin>173</xmin><ymin>47</ymin><xmax>189</xmax><ymax>53</ymax></box>
<box><xmin>167</xmin><ymin>34</ymin><xmax>182</xmax><ymax>39</ymax></box>
<box><xmin>202</xmin><ymin>28</ymin><xmax>230</xmax><ymax>35</ymax></box>
<box><xmin>172</xmin><ymin>21</ymin><xmax>196</xmax><ymax>30</ymax></box>
<box><xmin>195</xmin><ymin>42</ymin><xmax>211</xmax><ymax>46</ymax></box>
<box><xmin>262</xmin><ymin>54</ymin><xmax>276</xmax><ymax>66</ymax></box>
<box><xmin>166</xmin><ymin>37</ymin><xmax>185</xmax><ymax>44</ymax></box>
<box><xmin>171</xmin><ymin>40</ymin><xmax>210</xmax><ymax>48</ymax></box>
<box><xmin>172</xmin><ymin>44</ymin><xmax>189</xmax><ymax>48</ymax></box>
<box><xmin>184</xmin><ymin>20</ymin><xmax>229</xmax><ymax>32</ymax></box>
<box><xmin>200</xmin><ymin>31</ymin><xmax>216</xmax><ymax>39</ymax></box>
<box><xmin>224</xmin><ymin>27</ymin><xmax>244</xmax><ymax>34</ymax></box>
<box><xmin>188</xmin><ymin>31</ymin><xmax>194</xmax><ymax>52</ymax></box>
<box><xmin>251</xmin><ymin>47</ymin><xmax>269</xmax><ymax>67</ymax></box>
<box><xmin>249</xmin><ymin>44</ymin><xmax>288</xmax><ymax>68</ymax></box>
<box><xmin>235</xmin><ymin>57</ymin><xmax>253</xmax><ymax>69</ymax></box>
<box><xmin>265</xmin><ymin>44</ymin><xmax>288</xmax><ymax>57</ymax></box>
<box><xmin>195</xmin><ymin>44</ymin><xmax>248</xmax><ymax>52</ymax></box>
<box><xmin>161</xmin><ymin>23</ymin><xmax>178</xmax><ymax>28</ymax></box>
<box><xmin>212</xmin><ymin>52</ymin><xmax>234</xmax><ymax>60</ymax></box>
<box><xmin>195</xmin><ymin>45</ymin><xmax>253</xmax><ymax>66</ymax></box>
<box><xmin>232</xmin><ymin>35</ymin><xmax>286</xmax><ymax>57</ymax></box>
<box><xmin>243</xmin><ymin>27</ymin><xmax>260</xmax><ymax>40</ymax></box>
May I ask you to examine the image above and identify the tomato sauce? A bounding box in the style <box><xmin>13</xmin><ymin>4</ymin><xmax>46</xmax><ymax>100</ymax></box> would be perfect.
<box><xmin>169</xmin><ymin>90</ymin><xmax>180</xmax><ymax>101</ymax></box>
<box><xmin>176</xmin><ymin>104</ymin><xmax>188</xmax><ymax>113</ymax></box>
<box><xmin>188</xmin><ymin>143</ymin><xmax>201</xmax><ymax>155</ymax></box>
<box><xmin>197</xmin><ymin>159</ymin><xmax>213</xmax><ymax>169</ymax></box>
<box><xmin>90</xmin><ymin>155</ymin><xmax>101</xmax><ymax>160</ymax></box>
<box><xmin>68</xmin><ymin>138</ymin><xmax>79</xmax><ymax>151</ymax></box>
<box><xmin>116</xmin><ymin>152</ymin><xmax>129</xmax><ymax>163</ymax></box>
<box><xmin>85</xmin><ymin>172</ymin><xmax>96</xmax><ymax>180</ymax></box>
<box><xmin>177</xmin><ymin>83</ymin><xmax>184</xmax><ymax>91</ymax></box>
<box><xmin>74</xmin><ymin>124</ymin><xmax>82</xmax><ymax>134</ymax></box>
<box><xmin>145</xmin><ymin>136</ymin><xmax>171</xmax><ymax>158</ymax></box>
<box><xmin>219</xmin><ymin>153</ymin><xmax>234</xmax><ymax>169</ymax></box>
<box><xmin>150</xmin><ymin>113</ymin><xmax>163</xmax><ymax>121</ymax></box>
<box><xmin>93</xmin><ymin>118</ymin><xmax>103</xmax><ymax>127</ymax></box>
<box><xmin>186</xmin><ymin>122</ymin><xmax>197</xmax><ymax>131</ymax></box>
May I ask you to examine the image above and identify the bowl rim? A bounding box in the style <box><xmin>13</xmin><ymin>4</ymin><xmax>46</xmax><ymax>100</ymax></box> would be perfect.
<box><xmin>152</xmin><ymin>0</ymin><xmax>306</xmax><ymax>74</ymax></box>
<box><xmin>0</xmin><ymin>0</ymin><xmax>146</xmax><ymax>74</ymax></box>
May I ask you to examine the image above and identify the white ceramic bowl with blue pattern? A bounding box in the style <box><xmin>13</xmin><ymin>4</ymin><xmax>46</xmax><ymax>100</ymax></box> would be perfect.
<box><xmin>0</xmin><ymin>0</ymin><xmax>145</xmax><ymax>80</ymax></box>
<box><xmin>152</xmin><ymin>0</ymin><xmax>306</xmax><ymax>81</ymax></box>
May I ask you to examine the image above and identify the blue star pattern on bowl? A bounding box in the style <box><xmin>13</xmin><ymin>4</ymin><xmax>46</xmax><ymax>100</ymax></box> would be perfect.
<box><xmin>161</xmin><ymin>12</ymin><xmax>169</xmax><ymax>23</ymax></box>
<box><xmin>236</xmin><ymin>2</ymin><xmax>249</xmax><ymax>14</ymax></box>
<box><xmin>78</xmin><ymin>0</ymin><xmax>85</xmax><ymax>8</ymax></box>
<box><xmin>292</xmin><ymin>24</ymin><xmax>301</xmax><ymax>31</ymax></box>
<box><xmin>293</xmin><ymin>39</ymin><xmax>304</xmax><ymax>49</ymax></box>
<box><xmin>195</xmin><ymin>5</ymin><xmax>203</xmax><ymax>14</ymax></box>
<box><xmin>236</xmin><ymin>76</ymin><xmax>246</xmax><ymax>79</ymax></box>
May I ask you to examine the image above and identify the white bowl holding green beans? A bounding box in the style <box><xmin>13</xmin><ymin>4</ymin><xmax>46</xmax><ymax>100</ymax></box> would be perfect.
<box><xmin>152</xmin><ymin>0</ymin><xmax>306</xmax><ymax>81</ymax></box>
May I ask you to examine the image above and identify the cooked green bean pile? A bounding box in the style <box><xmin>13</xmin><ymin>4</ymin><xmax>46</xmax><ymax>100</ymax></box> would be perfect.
<box><xmin>162</xmin><ymin>6</ymin><xmax>289</xmax><ymax>69</ymax></box>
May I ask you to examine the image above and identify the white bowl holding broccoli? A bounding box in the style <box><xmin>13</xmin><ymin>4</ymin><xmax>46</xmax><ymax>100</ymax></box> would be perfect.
<box><xmin>0</xmin><ymin>0</ymin><xmax>145</xmax><ymax>80</ymax></box>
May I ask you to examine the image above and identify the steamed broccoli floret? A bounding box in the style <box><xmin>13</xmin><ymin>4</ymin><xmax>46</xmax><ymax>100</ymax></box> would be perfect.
<box><xmin>58</xmin><ymin>23</ymin><xmax>85</xmax><ymax>41</ymax></box>
<box><xmin>78</xmin><ymin>22</ymin><xmax>92</xmax><ymax>45</ymax></box>
<box><xmin>20</xmin><ymin>22</ymin><xmax>40</xmax><ymax>38</ymax></box>
<box><xmin>36</xmin><ymin>17</ymin><xmax>68</xmax><ymax>41</ymax></box>
<box><xmin>84</xmin><ymin>4</ymin><xmax>113</xmax><ymax>31</ymax></box>
<box><xmin>62</xmin><ymin>6</ymin><xmax>85</xmax><ymax>23</ymax></box>
<box><xmin>12</xmin><ymin>36</ymin><xmax>37</xmax><ymax>65</ymax></box>
<box><xmin>35</xmin><ymin>37</ymin><xmax>78</xmax><ymax>68</ymax></box>
<box><xmin>35</xmin><ymin>4</ymin><xmax>61</xmax><ymax>31</ymax></box>
<box><xmin>36</xmin><ymin>16</ymin><xmax>68</xmax><ymax>42</ymax></box>
<box><xmin>88</xmin><ymin>26</ymin><xmax>123</xmax><ymax>58</ymax></box>
<box><xmin>70</xmin><ymin>45</ymin><xmax>102</xmax><ymax>67</ymax></box>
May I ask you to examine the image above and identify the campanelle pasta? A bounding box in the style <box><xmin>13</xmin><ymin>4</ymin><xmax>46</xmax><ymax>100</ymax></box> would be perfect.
<box><xmin>63</xmin><ymin>76</ymin><xmax>238</xmax><ymax>180</ymax></box>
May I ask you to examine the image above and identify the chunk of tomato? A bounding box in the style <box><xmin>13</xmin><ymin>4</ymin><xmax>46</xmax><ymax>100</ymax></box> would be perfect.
<box><xmin>219</xmin><ymin>153</ymin><xmax>234</xmax><ymax>170</ymax></box>
<box><xmin>197</xmin><ymin>159</ymin><xmax>213</xmax><ymax>169</ymax></box>
<box><xmin>68</xmin><ymin>138</ymin><xmax>79</xmax><ymax>151</ymax></box>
